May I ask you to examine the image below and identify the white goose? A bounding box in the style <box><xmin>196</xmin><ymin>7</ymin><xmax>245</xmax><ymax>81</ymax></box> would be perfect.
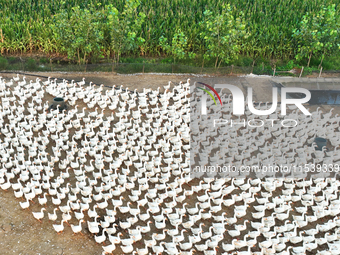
<box><xmin>71</xmin><ymin>219</ymin><xmax>85</xmax><ymax>235</ymax></box>
<box><xmin>32</xmin><ymin>208</ymin><xmax>46</xmax><ymax>222</ymax></box>
<box><xmin>53</xmin><ymin>220</ymin><xmax>66</xmax><ymax>234</ymax></box>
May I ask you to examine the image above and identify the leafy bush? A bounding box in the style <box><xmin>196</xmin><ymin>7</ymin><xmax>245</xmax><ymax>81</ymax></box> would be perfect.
<box><xmin>39</xmin><ymin>57</ymin><xmax>48</xmax><ymax>64</ymax></box>
<box><xmin>232</xmin><ymin>56</ymin><xmax>253</xmax><ymax>66</ymax></box>
<box><xmin>25</xmin><ymin>58</ymin><xmax>37</xmax><ymax>70</ymax></box>
<box><xmin>199</xmin><ymin>4</ymin><xmax>247</xmax><ymax>68</ymax></box>
<box><xmin>292</xmin><ymin>4</ymin><xmax>340</xmax><ymax>67</ymax></box>
<box><xmin>323</xmin><ymin>54</ymin><xmax>340</xmax><ymax>70</ymax></box>
<box><xmin>0</xmin><ymin>57</ymin><xmax>8</xmax><ymax>69</ymax></box>
<box><xmin>161</xmin><ymin>57</ymin><xmax>174</xmax><ymax>64</ymax></box>
<box><xmin>51</xmin><ymin>6</ymin><xmax>104</xmax><ymax>64</ymax></box>
<box><xmin>8</xmin><ymin>57</ymin><xmax>16</xmax><ymax>64</ymax></box>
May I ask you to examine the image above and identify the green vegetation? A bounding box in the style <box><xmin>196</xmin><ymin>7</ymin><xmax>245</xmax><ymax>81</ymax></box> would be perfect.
<box><xmin>199</xmin><ymin>4</ymin><xmax>247</xmax><ymax>68</ymax></box>
<box><xmin>293</xmin><ymin>4</ymin><xmax>339</xmax><ymax>68</ymax></box>
<box><xmin>159</xmin><ymin>29</ymin><xmax>196</xmax><ymax>65</ymax></box>
<box><xmin>51</xmin><ymin>6</ymin><xmax>105</xmax><ymax>65</ymax></box>
<box><xmin>0</xmin><ymin>0</ymin><xmax>339</xmax><ymax>71</ymax></box>
<box><xmin>106</xmin><ymin>1</ymin><xmax>146</xmax><ymax>64</ymax></box>
<box><xmin>24</xmin><ymin>58</ymin><xmax>37</xmax><ymax>70</ymax></box>
<box><xmin>0</xmin><ymin>56</ymin><xmax>8</xmax><ymax>69</ymax></box>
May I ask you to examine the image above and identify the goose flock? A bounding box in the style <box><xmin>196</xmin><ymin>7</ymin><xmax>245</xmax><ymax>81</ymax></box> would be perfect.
<box><xmin>0</xmin><ymin>74</ymin><xmax>340</xmax><ymax>255</ymax></box>
<box><xmin>191</xmin><ymin>86</ymin><xmax>340</xmax><ymax>180</ymax></box>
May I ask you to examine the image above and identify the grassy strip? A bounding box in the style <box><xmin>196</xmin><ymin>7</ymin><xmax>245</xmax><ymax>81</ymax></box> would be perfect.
<box><xmin>1</xmin><ymin>55</ymin><xmax>339</xmax><ymax>75</ymax></box>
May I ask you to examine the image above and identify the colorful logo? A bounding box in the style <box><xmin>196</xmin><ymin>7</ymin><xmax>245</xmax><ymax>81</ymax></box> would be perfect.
<box><xmin>197</xmin><ymin>82</ymin><xmax>223</xmax><ymax>106</ymax></box>
<box><xmin>197</xmin><ymin>83</ymin><xmax>311</xmax><ymax>116</ymax></box>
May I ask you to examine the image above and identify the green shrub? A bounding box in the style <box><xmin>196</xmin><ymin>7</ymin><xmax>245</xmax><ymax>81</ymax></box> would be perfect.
<box><xmin>39</xmin><ymin>57</ymin><xmax>48</xmax><ymax>64</ymax></box>
<box><xmin>0</xmin><ymin>57</ymin><xmax>8</xmax><ymax>69</ymax></box>
<box><xmin>25</xmin><ymin>58</ymin><xmax>37</xmax><ymax>71</ymax></box>
<box><xmin>161</xmin><ymin>57</ymin><xmax>174</xmax><ymax>64</ymax></box>
<box><xmin>8</xmin><ymin>57</ymin><xmax>16</xmax><ymax>64</ymax></box>
<box><xmin>232</xmin><ymin>56</ymin><xmax>254</xmax><ymax>66</ymax></box>
<box><xmin>255</xmin><ymin>56</ymin><xmax>270</xmax><ymax>66</ymax></box>
<box><xmin>322</xmin><ymin>55</ymin><xmax>340</xmax><ymax>70</ymax></box>
<box><xmin>309</xmin><ymin>57</ymin><xmax>321</xmax><ymax>67</ymax></box>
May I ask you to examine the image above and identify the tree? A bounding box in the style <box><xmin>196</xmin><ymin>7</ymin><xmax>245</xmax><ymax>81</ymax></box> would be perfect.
<box><xmin>51</xmin><ymin>6</ymin><xmax>104</xmax><ymax>65</ymax></box>
<box><xmin>292</xmin><ymin>4</ymin><xmax>340</xmax><ymax>68</ymax></box>
<box><xmin>106</xmin><ymin>0</ymin><xmax>146</xmax><ymax>64</ymax></box>
<box><xmin>199</xmin><ymin>4</ymin><xmax>247</xmax><ymax>68</ymax></box>
<box><xmin>159</xmin><ymin>29</ymin><xmax>196</xmax><ymax>64</ymax></box>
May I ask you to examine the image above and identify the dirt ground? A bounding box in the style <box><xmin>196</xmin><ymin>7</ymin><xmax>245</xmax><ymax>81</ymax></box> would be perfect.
<box><xmin>0</xmin><ymin>71</ymin><xmax>340</xmax><ymax>255</ymax></box>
